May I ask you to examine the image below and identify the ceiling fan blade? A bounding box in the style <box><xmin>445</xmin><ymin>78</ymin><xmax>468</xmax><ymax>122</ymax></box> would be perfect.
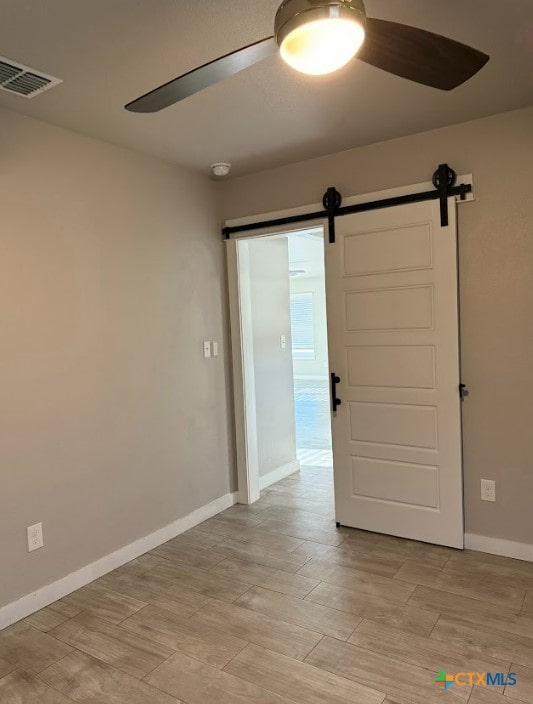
<box><xmin>359</xmin><ymin>18</ymin><xmax>490</xmax><ymax>91</ymax></box>
<box><xmin>126</xmin><ymin>37</ymin><xmax>277</xmax><ymax>113</ymax></box>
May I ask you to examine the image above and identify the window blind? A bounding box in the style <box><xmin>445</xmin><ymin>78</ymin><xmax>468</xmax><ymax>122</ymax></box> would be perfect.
<box><xmin>290</xmin><ymin>292</ymin><xmax>315</xmax><ymax>360</ymax></box>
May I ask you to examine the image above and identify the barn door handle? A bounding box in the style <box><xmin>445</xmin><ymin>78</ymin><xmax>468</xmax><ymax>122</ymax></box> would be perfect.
<box><xmin>330</xmin><ymin>373</ymin><xmax>342</xmax><ymax>413</ymax></box>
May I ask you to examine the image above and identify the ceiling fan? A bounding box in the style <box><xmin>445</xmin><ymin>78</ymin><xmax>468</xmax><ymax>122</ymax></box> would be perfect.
<box><xmin>125</xmin><ymin>0</ymin><xmax>490</xmax><ymax>113</ymax></box>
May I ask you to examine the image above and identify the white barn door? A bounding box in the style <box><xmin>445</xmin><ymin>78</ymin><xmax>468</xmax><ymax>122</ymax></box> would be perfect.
<box><xmin>326</xmin><ymin>197</ymin><xmax>463</xmax><ymax>548</ymax></box>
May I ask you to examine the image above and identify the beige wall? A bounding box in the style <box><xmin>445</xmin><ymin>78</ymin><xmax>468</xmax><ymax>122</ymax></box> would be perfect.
<box><xmin>247</xmin><ymin>238</ymin><xmax>297</xmax><ymax>477</ymax></box>
<box><xmin>0</xmin><ymin>107</ymin><xmax>234</xmax><ymax>608</ymax></box>
<box><xmin>221</xmin><ymin>107</ymin><xmax>533</xmax><ymax>545</ymax></box>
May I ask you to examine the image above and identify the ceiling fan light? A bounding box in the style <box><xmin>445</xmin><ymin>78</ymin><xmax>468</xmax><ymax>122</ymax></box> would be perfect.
<box><xmin>275</xmin><ymin>0</ymin><xmax>366</xmax><ymax>76</ymax></box>
<box><xmin>280</xmin><ymin>18</ymin><xmax>365</xmax><ymax>75</ymax></box>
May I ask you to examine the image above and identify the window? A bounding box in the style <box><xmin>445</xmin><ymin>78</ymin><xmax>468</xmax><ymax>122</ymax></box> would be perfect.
<box><xmin>290</xmin><ymin>292</ymin><xmax>315</xmax><ymax>360</ymax></box>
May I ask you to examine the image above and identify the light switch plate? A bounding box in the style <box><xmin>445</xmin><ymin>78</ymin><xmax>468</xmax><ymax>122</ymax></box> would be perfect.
<box><xmin>280</xmin><ymin>335</ymin><xmax>287</xmax><ymax>349</ymax></box>
<box><xmin>203</xmin><ymin>341</ymin><xmax>211</xmax><ymax>358</ymax></box>
<box><xmin>212</xmin><ymin>341</ymin><xmax>219</xmax><ymax>357</ymax></box>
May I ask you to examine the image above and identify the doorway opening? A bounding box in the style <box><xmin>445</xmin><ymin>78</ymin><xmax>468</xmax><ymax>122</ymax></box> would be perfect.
<box><xmin>232</xmin><ymin>226</ymin><xmax>333</xmax><ymax>501</ymax></box>
<box><xmin>288</xmin><ymin>231</ymin><xmax>333</xmax><ymax>471</ymax></box>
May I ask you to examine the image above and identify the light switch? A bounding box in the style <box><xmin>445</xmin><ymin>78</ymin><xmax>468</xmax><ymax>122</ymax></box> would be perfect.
<box><xmin>212</xmin><ymin>341</ymin><xmax>219</xmax><ymax>357</ymax></box>
<box><xmin>203</xmin><ymin>341</ymin><xmax>211</xmax><ymax>358</ymax></box>
<box><xmin>280</xmin><ymin>335</ymin><xmax>287</xmax><ymax>349</ymax></box>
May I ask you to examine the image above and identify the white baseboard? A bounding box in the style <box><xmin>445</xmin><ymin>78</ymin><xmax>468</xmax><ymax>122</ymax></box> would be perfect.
<box><xmin>259</xmin><ymin>460</ymin><xmax>300</xmax><ymax>491</ymax></box>
<box><xmin>0</xmin><ymin>491</ymin><xmax>237</xmax><ymax>631</ymax></box>
<box><xmin>465</xmin><ymin>533</ymin><xmax>533</xmax><ymax>563</ymax></box>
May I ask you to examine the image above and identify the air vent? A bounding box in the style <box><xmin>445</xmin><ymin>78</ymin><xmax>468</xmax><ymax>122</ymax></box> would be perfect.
<box><xmin>0</xmin><ymin>55</ymin><xmax>62</xmax><ymax>98</ymax></box>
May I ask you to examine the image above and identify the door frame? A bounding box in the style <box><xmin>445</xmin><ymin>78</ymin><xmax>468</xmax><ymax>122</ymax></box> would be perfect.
<box><xmin>225</xmin><ymin>175</ymin><xmax>474</xmax><ymax>505</ymax></box>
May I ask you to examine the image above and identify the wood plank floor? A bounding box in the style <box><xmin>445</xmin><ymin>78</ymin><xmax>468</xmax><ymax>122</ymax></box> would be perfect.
<box><xmin>1</xmin><ymin>465</ymin><xmax>533</xmax><ymax>703</ymax></box>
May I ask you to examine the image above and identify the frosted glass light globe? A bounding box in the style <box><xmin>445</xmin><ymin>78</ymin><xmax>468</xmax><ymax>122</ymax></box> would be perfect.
<box><xmin>280</xmin><ymin>17</ymin><xmax>365</xmax><ymax>75</ymax></box>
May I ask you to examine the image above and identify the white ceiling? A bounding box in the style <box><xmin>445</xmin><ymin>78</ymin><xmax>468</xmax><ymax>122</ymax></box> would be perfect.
<box><xmin>1</xmin><ymin>0</ymin><xmax>532</xmax><ymax>177</ymax></box>
<box><xmin>288</xmin><ymin>231</ymin><xmax>325</xmax><ymax>279</ymax></box>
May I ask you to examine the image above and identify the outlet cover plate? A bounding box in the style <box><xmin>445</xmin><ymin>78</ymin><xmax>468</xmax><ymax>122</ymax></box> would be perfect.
<box><xmin>481</xmin><ymin>479</ymin><xmax>496</xmax><ymax>503</ymax></box>
<box><xmin>27</xmin><ymin>522</ymin><xmax>44</xmax><ymax>551</ymax></box>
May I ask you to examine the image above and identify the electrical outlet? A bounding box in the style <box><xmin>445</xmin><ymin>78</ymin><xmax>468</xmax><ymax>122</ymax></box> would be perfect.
<box><xmin>481</xmin><ymin>479</ymin><xmax>496</xmax><ymax>502</ymax></box>
<box><xmin>27</xmin><ymin>522</ymin><xmax>44</xmax><ymax>552</ymax></box>
<box><xmin>212</xmin><ymin>341</ymin><xmax>219</xmax><ymax>357</ymax></box>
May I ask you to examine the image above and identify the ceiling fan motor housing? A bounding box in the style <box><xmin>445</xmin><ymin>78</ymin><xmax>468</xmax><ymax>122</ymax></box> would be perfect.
<box><xmin>275</xmin><ymin>0</ymin><xmax>367</xmax><ymax>47</ymax></box>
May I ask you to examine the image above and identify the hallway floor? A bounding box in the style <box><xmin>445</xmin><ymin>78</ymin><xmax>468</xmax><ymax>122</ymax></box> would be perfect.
<box><xmin>296</xmin><ymin>447</ymin><xmax>333</xmax><ymax>467</ymax></box>
<box><xmin>1</xmin><ymin>466</ymin><xmax>533</xmax><ymax>703</ymax></box>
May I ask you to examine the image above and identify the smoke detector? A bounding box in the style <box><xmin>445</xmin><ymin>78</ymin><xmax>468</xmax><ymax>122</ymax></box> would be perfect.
<box><xmin>0</xmin><ymin>55</ymin><xmax>62</xmax><ymax>98</ymax></box>
<box><xmin>211</xmin><ymin>163</ymin><xmax>232</xmax><ymax>178</ymax></box>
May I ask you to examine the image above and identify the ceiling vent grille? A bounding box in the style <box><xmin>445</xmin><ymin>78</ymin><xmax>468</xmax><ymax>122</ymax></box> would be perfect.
<box><xmin>0</xmin><ymin>56</ymin><xmax>62</xmax><ymax>98</ymax></box>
